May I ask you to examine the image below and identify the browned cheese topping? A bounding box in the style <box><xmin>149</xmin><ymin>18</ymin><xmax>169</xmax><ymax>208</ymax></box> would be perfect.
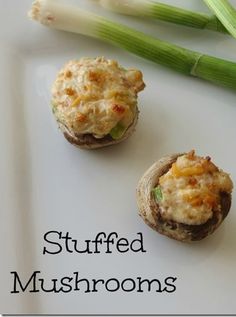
<box><xmin>51</xmin><ymin>57</ymin><xmax>145</xmax><ymax>138</ymax></box>
<box><xmin>157</xmin><ymin>151</ymin><xmax>233</xmax><ymax>225</ymax></box>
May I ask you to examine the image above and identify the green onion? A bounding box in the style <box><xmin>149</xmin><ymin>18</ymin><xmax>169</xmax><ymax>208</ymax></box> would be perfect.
<box><xmin>28</xmin><ymin>0</ymin><xmax>99</xmax><ymax>37</ymax></box>
<box><xmin>203</xmin><ymin>0</ymin><xmax>236</xmax><ymax>38</ymax></box>
<box><xmin>152</xmin><ymin>186</ymin><xmax>163</xmax><ymax>202</ymax></box>
<box><xmin>109</xmin><ymin>122</ymin><xmax>126</xmax><ymax>140</ymax></box>
<box><xmin>95</xmin><ymin>0</ymin><xmax>228</xmax><ymax>34</ymax></box>
<box><xmin>28</xmin><ymin>0</ymin><xmax>236</xmax><ymax>90</ymax></box>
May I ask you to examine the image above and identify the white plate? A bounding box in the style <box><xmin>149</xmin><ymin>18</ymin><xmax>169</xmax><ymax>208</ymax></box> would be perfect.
<box><xmin>1</xmin><ymin>0</ymin><xmax>236</xmax><ymax>314</ymax></box>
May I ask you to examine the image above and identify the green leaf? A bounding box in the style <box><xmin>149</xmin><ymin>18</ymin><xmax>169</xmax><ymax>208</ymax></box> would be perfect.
<box><xmin>152</xmin><ymin>186</ymin><xmax>163</xmax><ymax>203</ymax></box>
<box><xmin>203</xmin><ymin>0</ymin><xmax>236</xmax><ymax>38</ymax></box>
<box><xmin>109</xmin><ymin>122</ymin><xmax>126</xmax><ymax>140</ymax></box>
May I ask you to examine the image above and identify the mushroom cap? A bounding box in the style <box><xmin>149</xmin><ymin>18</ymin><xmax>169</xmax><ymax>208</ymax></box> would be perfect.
<box><xmin>58</xmin><ymin>108</ymin><xmax>139</xmax><ymax>150</ymax></box>
<box><xmin>136</xmin><ymin>153</ymin><xmax>232</xmax><ymax>242</ymax></box>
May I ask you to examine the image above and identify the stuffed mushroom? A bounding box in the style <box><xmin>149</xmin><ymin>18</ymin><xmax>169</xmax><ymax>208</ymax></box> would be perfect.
<box><xmin>137</xmin><ymin>151</ymin><xmax>233</xmax><ymax>242</ymax></box>
<box><xmin>51</xmin><ymin>57</ymin><xmax>145</xmax><ymax>149</ymax></box>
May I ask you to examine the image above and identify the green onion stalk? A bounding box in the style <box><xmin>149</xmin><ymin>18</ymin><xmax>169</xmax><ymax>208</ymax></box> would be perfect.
<box><xmin>29</xmin><ymin>0</ymin><xmax>236</xmax><ymax>90</ymax></box>
<box><xmin>94</xmin><ymin>0</ymin><xmax>228</xmax><ymax>34</ymax></box>
<box><xmin>203</xmin><ymin>0</ymin><xmax>236</xmax><ymax>38</ymax></box>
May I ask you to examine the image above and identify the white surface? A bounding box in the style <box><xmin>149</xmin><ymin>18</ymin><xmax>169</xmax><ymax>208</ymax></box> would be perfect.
<box><xmin>1</xmin><ymin>0</ymin><xmax>236</xmax><ymax>314</ymax></box>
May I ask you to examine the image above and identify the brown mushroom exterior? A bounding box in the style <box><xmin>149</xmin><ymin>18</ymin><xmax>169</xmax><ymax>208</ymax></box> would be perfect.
<box><xmin>136</xmin><ymin>153</ymin><xmax>233</xmax><ymax>242</ymax></box>
<box><xmin>58</xmin><ymin>110</ymin><xmax>138</xmax><ymax>150</ymax></box>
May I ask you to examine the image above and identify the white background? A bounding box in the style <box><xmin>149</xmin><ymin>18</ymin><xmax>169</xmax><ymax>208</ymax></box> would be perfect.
<box><xmin>0</xmin><ymin>0</ymin><xmax>236</xmax><ymax>314</ymax></box>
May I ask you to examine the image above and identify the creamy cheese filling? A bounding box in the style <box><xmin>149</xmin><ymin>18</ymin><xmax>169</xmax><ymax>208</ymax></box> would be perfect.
<box><xmin>156</xmin><ymin>151</ymin><xmax>233</xmax><ymax>225</ymax></box>
<box><xmin>51</xmin><ymin>57</ymin><xmax>145</xmax><ymax>138</ymax></box>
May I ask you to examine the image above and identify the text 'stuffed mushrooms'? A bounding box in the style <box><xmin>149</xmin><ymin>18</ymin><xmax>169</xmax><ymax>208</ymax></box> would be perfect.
<box><xmin>137</xmin><ymin>151</ymin><xmax>233</xmax><ymax>242</ymax></box>
<box><xmin>51</xmin><ymin>57</ymin><xmax>145</xmax><ymax>149</ymax></box>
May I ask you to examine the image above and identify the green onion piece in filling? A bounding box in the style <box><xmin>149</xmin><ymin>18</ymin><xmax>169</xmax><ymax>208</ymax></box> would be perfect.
<box><xmin>109</xmin><ymin>122</ymin><xmax>126</xmax><ymax>140</ymax></box>
<box><xmin>152</xmin><ymin>186</ymin><xmax>163</xmax><ymax>202</ymax></box>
